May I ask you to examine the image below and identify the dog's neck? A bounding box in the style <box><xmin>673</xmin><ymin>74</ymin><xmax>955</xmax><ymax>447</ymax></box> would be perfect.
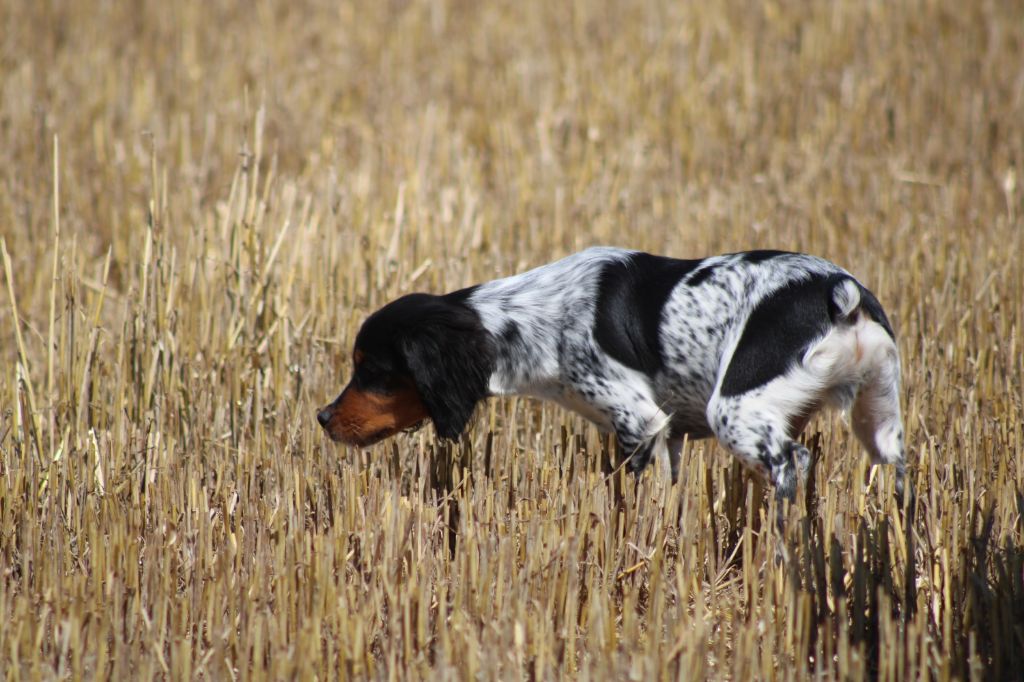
<box><xmin>461</xmin><ymin>250</ymin><xmax>626</xmax><ymax>400</ymax></box>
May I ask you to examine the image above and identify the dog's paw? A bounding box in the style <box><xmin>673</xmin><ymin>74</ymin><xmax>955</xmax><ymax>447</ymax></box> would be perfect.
<box><xmin>625</xmin><ymin>443</ymin><xmax>655</xmax><ymax>476</ymax></box>
<box><xmin>791</xmin><ymin>441</ymin><xmax>811</xmax><ymax>481</ymax></box>
<box><xmin>626</xmin><ymin>453</ymin><xmax>649</xmax><ymax>475</ymax></box>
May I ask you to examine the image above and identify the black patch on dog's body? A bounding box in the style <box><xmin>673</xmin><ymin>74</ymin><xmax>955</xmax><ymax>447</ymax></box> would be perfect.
<box><xmin>593</xmin><ymin>253</ymin><xmax>702</xmax><ymax>375</ymax></box>
<box><xmin>855</xmin><ymin>283</ymin><xmax>895</xmax><ymax>339</ymax></box>
<box><xmin>500</xmin><ymin>321</ymin><xmax>521</xmax><ymax>344</ymax></box>
<box><xmin>719</xmin><ymin>273</ymin><xmax>850</xmax><ymax>397</ymax></box>
<box><xmin>741</xmin><ymin>249</ymin><xmax>793</xmax><ymax>264</ymax></box>
<box><xmin>685</xmin><ymin>265</ymin><xmax>717</xmax><ymax>287</ymax></box>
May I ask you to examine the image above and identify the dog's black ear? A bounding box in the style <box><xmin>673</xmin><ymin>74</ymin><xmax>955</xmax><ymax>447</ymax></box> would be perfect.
<box><xmin>399</xmin><ymin>303</ymin><xmax>495</xmax><ymax>440</ymax></box>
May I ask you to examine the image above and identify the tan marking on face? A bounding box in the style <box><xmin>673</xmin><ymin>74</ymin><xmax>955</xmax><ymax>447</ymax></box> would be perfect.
<box><xmin>321</xmin><ymin>383</ymin><xmax>428</xmax><ymax>446</ymax></box>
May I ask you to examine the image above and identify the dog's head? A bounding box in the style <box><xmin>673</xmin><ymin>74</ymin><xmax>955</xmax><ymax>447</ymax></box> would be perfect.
<box><xmin>317</xmin><ymin>292</ymin><xmax>495</xmax><ymax>447</ymax></box>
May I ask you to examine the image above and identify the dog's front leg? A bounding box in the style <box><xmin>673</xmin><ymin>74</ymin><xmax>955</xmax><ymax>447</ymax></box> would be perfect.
<box><xmin>605</xmin><ymin>405</ymin><xmax>673</xmax><ymax>478</ymax></box>
<box><xmin>561</xmin><ymin>361</ymin><xmax>673</xmax><ymax>480</ymax></box>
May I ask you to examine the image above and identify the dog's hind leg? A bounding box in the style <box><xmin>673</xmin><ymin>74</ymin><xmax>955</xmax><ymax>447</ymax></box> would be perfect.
<box><xmin>848</xmin><ymin>319</ymin><xmax>909</xmax><ymax>504</ymax></box>
<box><xmin>708</xmin><ymin>386</ymin><xmax>814</xmax><ymax>518</ymax></box>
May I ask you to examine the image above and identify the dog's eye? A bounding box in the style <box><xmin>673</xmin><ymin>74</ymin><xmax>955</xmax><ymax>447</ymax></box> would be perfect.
<box><xmin>355</xmin><ymin>362</ymin><xmax>402</xmax><ymax>391</ymax></box>
<box><xmin>356</xmin><ymin>363</ymin><xmax>382</xmax><ymax>382</ymax></box>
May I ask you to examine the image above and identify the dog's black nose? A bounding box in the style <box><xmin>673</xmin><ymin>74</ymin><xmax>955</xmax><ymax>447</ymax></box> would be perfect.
<box><xmin>316</xmin><ymin>408</ymin><xmax>331</xmax><ymax>428</ymax></box>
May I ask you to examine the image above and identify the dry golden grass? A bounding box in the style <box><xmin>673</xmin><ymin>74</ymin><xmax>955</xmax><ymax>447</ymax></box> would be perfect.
<box><xmin>1</xmin><ymin>0</ymin><xmax>1022</xmax><ymax>678</ymax></box>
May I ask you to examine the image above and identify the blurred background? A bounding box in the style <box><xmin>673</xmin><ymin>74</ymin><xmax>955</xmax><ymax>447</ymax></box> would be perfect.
<box><xmin>5</xmin><ymin>1</ymin><xmax>1020</xmax><ymax>289</ymax></box>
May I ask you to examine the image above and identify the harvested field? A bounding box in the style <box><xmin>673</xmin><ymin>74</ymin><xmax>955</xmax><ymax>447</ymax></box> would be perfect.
<box><xmin>1</xmin><ymin>0</ymin><xmax>1022</xmax><ymax>678</ymax></box>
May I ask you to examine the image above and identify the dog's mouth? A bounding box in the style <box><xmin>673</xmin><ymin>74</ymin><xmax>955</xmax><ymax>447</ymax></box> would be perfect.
<box><xmin>401</xmin><ymin>419</ymin><xmax>426</xmax><ymax>435</ymax></box>
<box><xmin>323</xmin><ymin>419</ymin><xmax>427</xmax><ymax>447</ymax></box>
<box><xmin>361</xmin><ymin>419</ymin><xmax>426</xmax><ymax>445</ymax></box>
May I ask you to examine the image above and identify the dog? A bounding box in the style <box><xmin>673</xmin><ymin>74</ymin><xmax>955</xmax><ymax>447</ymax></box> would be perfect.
<box><xmin>317</xmin><ymin>247</ymin><xmax>907</xmax><ymax>509</ymax></box>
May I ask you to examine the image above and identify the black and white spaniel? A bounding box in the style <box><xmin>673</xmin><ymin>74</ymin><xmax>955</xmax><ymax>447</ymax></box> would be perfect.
<box><xmin>317</xmin><ymin>248</ymin><xmax>907</xmax><ymax>507</ymax></box>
